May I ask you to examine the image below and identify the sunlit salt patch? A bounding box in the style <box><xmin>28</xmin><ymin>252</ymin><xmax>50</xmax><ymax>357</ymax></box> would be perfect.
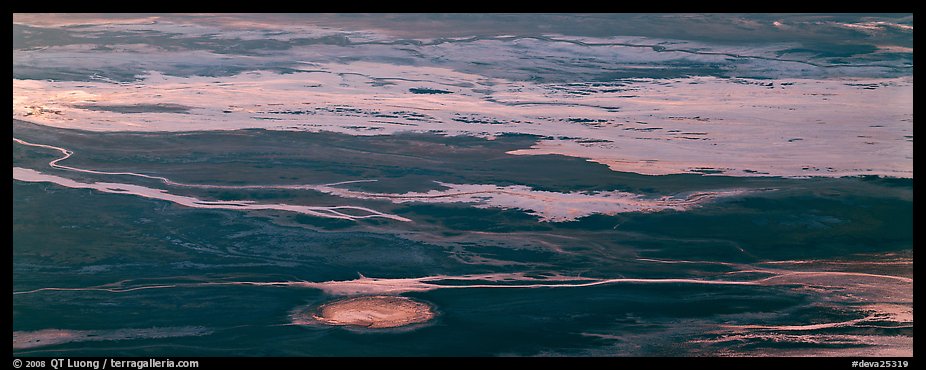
<box><xmin>876</xmin><ymin>45</ymin><xmax>915</xmax><ymax>54</ymax></box>
<box><xmin>316</xmin><ymin>182</ymin><xmax>754</xmax><ymax>222</ymax></box>
<box><xmin>12</xmin><ymin>167</ymin><xmax>410</xmax><ymax>222</ymax></box>
<box><xmin>836</xmin><ymin>21</ymin><xmax>913</xmax><ymax>33</ymax></box>
<box><xmin>16</xmin><ymin>272</ymin><xmax>766</xmax><ymax>299</ymax></box>
<box><xmin>13</xmin><ymin>14</ymin><xmax>163</xmax><ymax>28</ymax></box>
<box><xmin>300</xmin><ymin>272</ymin><xmax>768</xmax><ymax>297</ymax></box>
<box><xmin>536</xmin><ymin>34</ymin><xmax>806</xmax><ymax>62</ymax></box>
<box><xmin>710</xmin><ymin>259</ymin><xmax>913</xmax><ymax>351</ymax></box>
<box><xmin>13</xmin><ymin>44</ymin><xmax>273</xmax><ymax>80</ymax></box>
<box><xmin>301</xmin><ymin>272</ymin><xmax>601</xmax><ymax>296</ymax></box>
<box><xmin>12</xmin><ymin>65</ymin><xmax>912</xmax><ymax>178</ymax></box>
<box><xmin>860</xmin><ymin>304</ymin><xmax>913</xmax><ymax>324</ymax></box>
<box><xmin>13</xmin><ymin>14</ymin><xmax>382</xmax><ymax>43</ymax></box>
<box><xmin>691</xmin><ymin>333</ymin><xmax>912</xmax><ymax>357</ymax></box>
<box><xmin>294</xmin><ymin>296</ymin><xmax>436</xmax><ymax>329</ymax></box>
<box><xmin>722</xmin><ymin>317</ymin><xmax>874</xmax><ymax>332</ymax></box>
<box><xmin>17</xmin><ymin>135</ymin><xmax>740</xmax><ymax>223</ymax></box>
<box><xmin>12</xmin><ymin>326</ymin><xmax>212</xmax><ymax>350</ymax></box>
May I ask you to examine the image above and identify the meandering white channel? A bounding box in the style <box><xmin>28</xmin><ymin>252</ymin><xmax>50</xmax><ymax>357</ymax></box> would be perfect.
<box><xmin>14</xmin><ymin>137</ymin><xmax>755</xmax><ymax>222</ymax></box>
<box><xmin>13</xmin><ymin>137</ymin><xmax>410</xmax><ymax>221</ymax></box>
<box><xmin>12</xmin><ymin>167</ymin><xmax>410</xmax><ymax>222</ymax></box>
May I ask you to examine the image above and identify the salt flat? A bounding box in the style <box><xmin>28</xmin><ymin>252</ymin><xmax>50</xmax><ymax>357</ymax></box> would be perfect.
<box><xmin>12</xmin><ymin>13</ymin><xmax>912</xmax><ymax>357</ymax></box>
